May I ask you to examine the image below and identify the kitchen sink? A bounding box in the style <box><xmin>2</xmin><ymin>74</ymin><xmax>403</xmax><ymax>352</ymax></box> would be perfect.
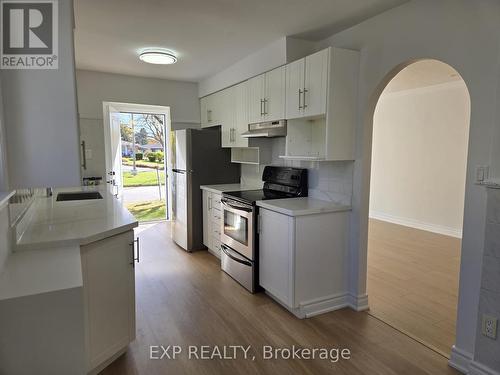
<box><xmin>56</xmin><ymin>192</ymin><xmax>103</xmax><ymax>201</ymax></box>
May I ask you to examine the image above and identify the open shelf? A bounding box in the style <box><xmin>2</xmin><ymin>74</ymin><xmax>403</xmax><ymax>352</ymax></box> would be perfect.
<box><xmin>231</xmin><ymin>147</ymin><xmax>260</xmax><ymax>165</ymax></box>
<box><xmin>278</xmin><ymin>155</ymin><xmax>325</xmax><ymax>161</ymax></box>
<box><xmin>281</xmin><ymin>118</ymin><xmax>326</xmax><ymax>160</ymax></box>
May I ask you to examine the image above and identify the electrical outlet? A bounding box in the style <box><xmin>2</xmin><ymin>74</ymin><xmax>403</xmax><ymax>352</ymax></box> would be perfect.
<box><xmin>482</xmin><ymin>315</ymin><xmax>498</xmax><ymax>339</ymax></box>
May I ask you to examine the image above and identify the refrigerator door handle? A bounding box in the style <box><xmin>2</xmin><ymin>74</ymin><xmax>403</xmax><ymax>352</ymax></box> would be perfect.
<box><xmin>172</xmin><ymin>168</ymin><xmax>186</xmax><ymax>174</ymax></box>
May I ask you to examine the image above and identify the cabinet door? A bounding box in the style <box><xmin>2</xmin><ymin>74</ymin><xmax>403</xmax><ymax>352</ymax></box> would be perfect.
<box><xmin>200</xmin><ymin>97</ymin><xmax>209</xmax><ymax>128</ymax></box>
<box><xmin>259</xmin><ymin>209</ymin><xmax>292</xmax><ymax>306</ymax></box>
<box><xmin>264</xmin><ymin>66</ymin><xmax>286</xmax><ymax>122</ymax></box>
<box><xmin>202</xmin><ymin>190</ymin><xmax>211</xmax><ymax>247</ymax></box>
<box><xmin>233</xmin><ymin>81</ymin><xmax>249</xmax><ymax>147</ymax></box>
<box><xmin>247</xmin><ymin>74</ymin><xmax>265</xmax><ymax>124</ymax></box>
<box><xmin>220</xmin><ymin>87</ymin><xmax>234</xmax><ymax>148</ymax></box>
<box><xmin>304</xmin><ymin>48</ymin><xmax>329</xmax><ymax>118</ymax></box>
<box><xmin>285</xmin><ymin>57</ymin><xmax>305</xmax><ymax>119</ymax></box>
<box><xmin>81</xmin><ymin>230</ymin><xmax>135</xmax><ymax>371</ymax></box>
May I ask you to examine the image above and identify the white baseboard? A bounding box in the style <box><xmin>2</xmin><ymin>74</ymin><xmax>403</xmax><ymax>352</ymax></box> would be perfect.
<box><xmin>469</xmin><ymin>361</ymin><xmax>500</xmax><ymax>375</ymax></box>
<box><xmin>299</xmin><ymin>293</ymin><xmax>351</xmax><ymax>318</ymax></box>
<box><xmin>369</xmin><ymin>211</ymin><xmax>462</xmax><ymax>238</ymax></box>
<box><xmin>449</xmin><ymin>345</ymin><xmax>472</xmax><ymax>374</ymax></box>
<box><xmin>347</xmin><ymin>293</ymin><xmax>369</xmax><ymax>311</ymax></box>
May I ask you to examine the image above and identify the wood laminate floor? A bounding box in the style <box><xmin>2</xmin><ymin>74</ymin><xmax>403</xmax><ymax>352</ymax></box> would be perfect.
<box><xmin>367</xmin><ymin>219</ymin><xmax>461</xmax><ymax>358</ymax></box>
<box><xmin>101</xmin><ymin>222</ymin><xmax>458</xmax><ymax>375</ymax></box>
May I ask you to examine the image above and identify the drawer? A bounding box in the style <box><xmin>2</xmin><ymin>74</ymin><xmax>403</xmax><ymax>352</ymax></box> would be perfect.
<box><xmin>211</xmin><ymin>224</ymin><xmax>221</xmax><ymax>238</ymax></box>
<box><xmin>211</xmin><ymin>194</ymin><xmax>222</xmax><ymax>211</ymax></box>
<box><xmin>211</xmin><ymin>208</ymin><xmax>222</xmax><ymax>222</ymax></box>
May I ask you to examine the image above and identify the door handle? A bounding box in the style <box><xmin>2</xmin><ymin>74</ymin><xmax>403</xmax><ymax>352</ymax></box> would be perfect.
<box><xmin>130</xmin><ymin>237</ymin><xmax>140</xmax><ymax>267</ymax></box>
<box><xmin>81</xmin><ymin>141</ymin><xmax>87</xmax><ymax>170</ymax></box>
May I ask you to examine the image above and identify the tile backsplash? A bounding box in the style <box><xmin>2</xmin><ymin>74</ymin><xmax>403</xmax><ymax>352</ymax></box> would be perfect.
<box><xmin>240</xmin><ymin>138</ymin><xmax>353</xmax><ymax>205</ymax></box>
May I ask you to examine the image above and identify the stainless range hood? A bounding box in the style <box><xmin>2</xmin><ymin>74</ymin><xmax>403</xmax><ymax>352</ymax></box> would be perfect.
<box><xmin>241</xmin><ymin>120</ymin><xmax>287</xmax><ymax>138</ymax></box>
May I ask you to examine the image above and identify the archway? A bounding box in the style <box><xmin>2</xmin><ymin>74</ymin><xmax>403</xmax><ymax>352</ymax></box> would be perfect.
<box><xmin>365</xmin><ymin>59</ymin><xmax>471</xmax><ymax>358</ymax></box>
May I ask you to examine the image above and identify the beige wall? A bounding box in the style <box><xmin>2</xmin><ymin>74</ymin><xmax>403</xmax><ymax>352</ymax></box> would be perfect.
<box><xmin>76</xmin><ymin>69</ymin><xmax>200</xmax><ymax>179</ymax></box>
<box><xmin>370</xmin><ymin>81</ymin><xmax>470</xmax><ymax>237</ymax></box>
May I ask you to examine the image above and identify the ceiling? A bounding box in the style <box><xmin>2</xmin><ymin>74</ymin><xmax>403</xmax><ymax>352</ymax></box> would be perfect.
<box><xmin>73</xmin><ymin>0</ymin><xmax>408</xmax><ymax>82</ymax></box>
<box><xmin>383</xmin><ymin>60</ymin><xmax>464</xmax><ymax>94</ymax></box>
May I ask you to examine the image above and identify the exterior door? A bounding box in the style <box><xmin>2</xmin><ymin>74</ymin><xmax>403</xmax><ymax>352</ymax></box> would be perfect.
<box><xmin>104</xmin><ymin>105</ymin><xmax>123</xmax><ymax>198</ymax></box>
<box><xmin>172</xmin><ymin>130</ymin><xmax>189</xmax><ymax>249</ymax></box>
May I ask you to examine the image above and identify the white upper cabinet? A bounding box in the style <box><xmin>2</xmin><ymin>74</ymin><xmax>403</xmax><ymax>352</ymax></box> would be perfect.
<box><xmin>303</xmin><ymin>48</ymin><xmax>329</xmax><ymax>118</ymax></box>
<box><xmin>282</xmin><ymin>47</ymin><xmax>359</xmax><ymax>161</ymax></box>
<box><xmin>247</xmin><ymin>74</ymin><xmax>265</xmax><ymax>125</ymax></box>
<box><xmin>285</xmin><ymin>57</ymin><xmax>305</xmax><ymax>120</ymax></box>
<box><xmin>221</xmin><ymin>82</ymin><xmax>248</xmax><ymax>148</ymax></box>
<box><xmin>248</xmin><ymin>66</ymin><xmax>286</xmax><ymax>124</ymax></box>
<box><xmin>286</xmin><ymin>48</ymin><xmax>328</xmax><ymax>119</ymax></box>
<box><xmin>200</xmin><ymin>92</ymin><xmax>221</xmax><ymax>128</ymax></box>
<box><xmin>264</xmin><ymin>66</ymin><xmax>286</xmax><ymax>122</ymax></box>
<box><xmin>232</xmin><ymin>82</ymin><xmax>249</xmax><ymax>148</ymax></box>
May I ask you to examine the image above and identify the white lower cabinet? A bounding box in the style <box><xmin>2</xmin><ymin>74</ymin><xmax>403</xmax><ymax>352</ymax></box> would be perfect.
<box><xmin>202</xmin><ymin>190</ymin><xmax>223</xmax><ymax>257</ymax></box>
<box><xmin>81</xmin><ymin>230</ymin><xmax>136</xmax><ymax>374</ymax></box>
<box><xmin>259</xmin><ymin>208</ymin><xmax>349</xmax><ymax>318</ymax></box>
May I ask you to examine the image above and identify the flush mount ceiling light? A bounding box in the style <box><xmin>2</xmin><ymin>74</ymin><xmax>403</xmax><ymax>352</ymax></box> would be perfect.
<box><xmin>139</xmin><ymin>50</ymin><xmax>177</xmax><ymax>65</ymax></box>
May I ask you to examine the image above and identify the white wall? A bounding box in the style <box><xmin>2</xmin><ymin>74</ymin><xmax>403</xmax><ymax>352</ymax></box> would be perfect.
<box><xmin>2</xmin><ymin>0</ymin><xmax>81</xmax><ymax>189</ymax></box>
<box><xmin>370</xmin><ymin>81</ymin><xmax>470</xmax><ymax>238</ymax></box>
<box><xmin>0</xmin><ymin>74</ymin><xmax>8</xmax><ymax>191</ymax></box>
<box><xmin>314</xmin><ymin>0</ymin><xmax>500</xmax><ymax>371</ymax></box>
<box><xmin>198</xmin><ymin>37</ymin><xmax>316</xmax><ymax>97</ymax></box>
<box><xmin>75</xmin><ymin>69</ymin><xmax>200</xmax><ymax>178</ymax></box>
<box><xmin>76</xmin><ymin>70</ymin><xmax>200</xmax><ymax>125</ymax></box>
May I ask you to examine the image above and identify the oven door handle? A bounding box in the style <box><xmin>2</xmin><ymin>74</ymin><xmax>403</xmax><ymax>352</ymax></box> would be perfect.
<box><xmin>221</xmin><ymin>199</ymin><xmax>253</xmax><ymax>212</ymax></box>
<box><xmin>221</xmin><ymin>245</ymin><xmax>252</xmax><ymax>267</ymax></box>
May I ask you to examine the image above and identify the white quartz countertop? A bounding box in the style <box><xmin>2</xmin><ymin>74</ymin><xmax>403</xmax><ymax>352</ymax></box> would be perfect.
<box><xmin>0</xmin><ymin>245</ymin><xmax>82</xmax><ymax>301</ymax></box>
<box><xmin>0</xmin><ymin>191</ymin><xmax>14</xmax><ymax>209</ymax></box>
<box><xmin>256</xmin><ymin>197</ymin><xmax>351</xmax><ymax>217</ymax></box>
<box><xmin>16</xmin><ymin>186</ymin><xmax>138</xmax><ymax>250</ymax></box>
<box><xmin>200</xmin><ymin>183</ymin><xmax>262</xmax><ymax>194</ymax></box>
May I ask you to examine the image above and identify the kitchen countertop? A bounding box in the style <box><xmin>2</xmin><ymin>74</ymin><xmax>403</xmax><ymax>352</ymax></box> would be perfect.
<box><xmin>200</xmin><ymin>183</ymin><xmax>262</xmax><ymax>194</ymax></box>
<box><xmin>16</xmin><ymin>186</ymin><xmax>138</xmax><ymax>251</ymax></box>
<box><xmin>0</xmin><ymin>191</ymin><xmax>14</xmax><ymax>209</ymax></box>
<box><xmin>256</xmin><ymin>197</ymin><xmax>351</xmax><ymax>217</ymax></box>
<box><xmin>0</xmin><ymin>245</ymin><xmax>82</xmax><ymax>301</ymax></box>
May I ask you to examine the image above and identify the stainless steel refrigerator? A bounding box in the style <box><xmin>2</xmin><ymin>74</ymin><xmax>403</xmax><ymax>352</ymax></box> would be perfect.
<box><xmin>171</xmin><ymin>127</ymin><xmax>239</xmax><ymax>251</ymax></box>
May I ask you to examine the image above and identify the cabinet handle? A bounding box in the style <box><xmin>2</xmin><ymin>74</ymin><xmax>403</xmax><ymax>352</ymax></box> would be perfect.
<box><xmin>130</xmin><ymin>237</ymin><xmax>140</xmax><ymax>267</ymax></box>
<box><xmin>207</xmin><ymin>109</ymin><xmax>212</xmax><ymax>122</ymax></box>
<box><xmin>231</xmin><ymin>128</ymin><xmax>235</xmax><ymax>142</ymax></box>
<box><xmin>260</xmin><ymin>99</ymin><xmax>264</xmax><ymax>116</ymax></box>
<box><xmin>208</xmin><ymin>196</ymin><xmax>212</xmax><ymax>210</ymax></box>
<box><xmin>263</xmin><ymin>98</ymin><xmax>268</xmax><ymax>115</ymax></box>
<box><xmin>303</xmin><ymin>88</ymin><xmax>308</xmax><ymax>109</ymax></box>
<box><xmin>298</xmin><ymin>89</ymin><xmax>303</xmax><ymax>110</ymax></box>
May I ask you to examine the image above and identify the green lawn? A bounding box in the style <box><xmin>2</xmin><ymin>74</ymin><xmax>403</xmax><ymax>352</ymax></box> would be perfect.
<box><xmin>122</xmin><ymin>159</ymin><xmax>164</xmax><ymax>170</ymax></box>
<box><xmin>123</xmin><ymin>171</ymin><xmax>166</xmax><ymax>187</ymax></box>
<box><xmin>126</xmin><ymin>200</ymin><xmax>166</xmax><ymax>222</ymax></box>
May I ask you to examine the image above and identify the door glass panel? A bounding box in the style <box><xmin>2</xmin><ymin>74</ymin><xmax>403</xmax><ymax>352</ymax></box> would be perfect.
<box><xmin>224</xmin><ymin>210</ymin><xmax>248</xmax><ymax>245</ymax></box>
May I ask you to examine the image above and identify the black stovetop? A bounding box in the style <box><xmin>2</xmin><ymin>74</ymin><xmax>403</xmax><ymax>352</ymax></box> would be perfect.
<box><xmin>223</xmin><ymin>189</ymin><xmax>292</xmax><ymax>205</ymax></box>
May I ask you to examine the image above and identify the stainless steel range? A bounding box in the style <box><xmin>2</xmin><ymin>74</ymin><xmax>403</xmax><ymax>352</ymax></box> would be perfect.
<box><xmin>220</xmin><ymin>166</ymin><xmax>308</xmax><ymax>292</ymax></box>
